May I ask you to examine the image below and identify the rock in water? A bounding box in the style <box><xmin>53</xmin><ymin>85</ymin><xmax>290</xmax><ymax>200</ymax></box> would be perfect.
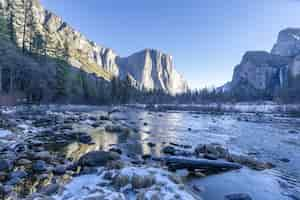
<box><xmin>0</xmin><ymin>159</ymin><xmax>12</xmax><ymax>172</ymax></box>
<box><xmin>162</xmin><ymin>146</ymin><xmax>176</xmax><ymax>155</ymax></box>
<box><xmin>225</xmin><ymin>193</ymin><xmax>252</xmax><ymax>200</ymax></box>
<box><xmin>78</xmin><ymin>151</ymin><xmax>120</xmax><ymax>167</ymax></box>
<box><xmin>32</xmin><ymin>160</ymin><xmax>47</xmax><ymax>173</ymax></box>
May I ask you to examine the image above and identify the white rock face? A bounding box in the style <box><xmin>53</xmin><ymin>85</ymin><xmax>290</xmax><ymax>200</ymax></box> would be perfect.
<box><xmin>0</xmin><ymin>0</ymin><xmax>188</xmax><ymax>94</ymax></box>
<box><xmin>118</xmin><ymin>49</ymin><xmax>188</xmax><ymax>95</ymax></box>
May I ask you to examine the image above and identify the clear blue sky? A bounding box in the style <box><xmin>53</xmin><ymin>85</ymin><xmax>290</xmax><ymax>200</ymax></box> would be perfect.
<box><xmin>41</xmin><ymin>0</ymin><xmax>300</xmax><ymax>89</ymax></box>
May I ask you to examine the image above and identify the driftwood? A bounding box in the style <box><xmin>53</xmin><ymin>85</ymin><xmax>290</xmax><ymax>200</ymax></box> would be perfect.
<box><xmin>165</xmin><ymin>157</ymin><xmax>242</xmax><ymax>171</ymax></box>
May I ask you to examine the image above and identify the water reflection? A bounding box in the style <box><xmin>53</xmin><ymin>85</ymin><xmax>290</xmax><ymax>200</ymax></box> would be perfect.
<box><xmin>64</xmin><ymin>130</ymin><xmax>119</xmax><ymax>160</ymax></box>
<box><xmin>51</xmin><ymin>108</ymin><xmax>300</xmax><ymax>199</ymax></box>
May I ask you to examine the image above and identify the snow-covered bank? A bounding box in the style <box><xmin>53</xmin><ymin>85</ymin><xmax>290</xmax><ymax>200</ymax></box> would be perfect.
<box><xmin>53</xmin><ymin>166</ymin><xmax>198</xmax><ymax>200</ymax></box>
<box><xmin>131</xmin><ymin>102</ymin><xmax>300</xmax><ymax>114</ymax></box>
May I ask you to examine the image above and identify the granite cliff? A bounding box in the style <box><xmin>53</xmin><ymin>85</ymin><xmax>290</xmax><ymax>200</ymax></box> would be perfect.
<box><xmin>225</xmin><ymin>28</ymin><xmax>300</xmax><ymax>97</ymax></box>
<box><xmin>0</xmin><ymin>0</ymin><xmax>188</xmax><ymax>95</ymax></box>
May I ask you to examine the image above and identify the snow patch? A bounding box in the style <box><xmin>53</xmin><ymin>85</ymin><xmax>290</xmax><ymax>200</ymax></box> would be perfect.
<box><xmin>0</xmin><ymin>129</ymin><xmax>13</xmax><ymax>137</ymax></box>
<box><xmin>53</xmin><ymin>167</ymin><xmax>197</xmax><ymax>200</ymax></box>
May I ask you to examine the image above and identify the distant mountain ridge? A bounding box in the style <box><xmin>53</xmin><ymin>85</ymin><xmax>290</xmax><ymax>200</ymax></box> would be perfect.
<box><xmin>0</xmin><ymin>0</ymin><xmax>188</xmax><ymax>95</ymax></box>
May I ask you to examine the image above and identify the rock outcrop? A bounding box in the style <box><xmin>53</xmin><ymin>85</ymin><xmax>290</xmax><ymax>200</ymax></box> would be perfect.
<box><xmin>231</xmin><ymin>51</ymin><xmax>289</xmax><ymax>91</ymax></box>
<box><xmin>118</xmin><ymin>49</ymin><xmax>188</xmax><ymax>95</ymax></box>
<box><xmin>0</xmin><ymin>0</ymin><xmax>188</xmax><ymax>94</ymax></box>
<box><xmin>272</xmin><ymin>28</ymin><xmax>300</xmax><ymax>80</ymax></box>
<box><xmin>227</xmin><ymin>28</ymin><xmax>300</xmax><ymax>97</ymax></box>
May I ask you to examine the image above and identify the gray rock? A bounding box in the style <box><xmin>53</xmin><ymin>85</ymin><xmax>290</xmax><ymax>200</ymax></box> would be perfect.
<box><xmin>78</xmin><ymin>151</ymin><xmax>120</xmax><ymax>167</ymax></box>
<box><xmin>162</xmin><ymin>146</ymin><xmax>176</xmax><ymax>155</ymax></box>
<box><xmin>78</xmin><ymin>134</ymin><xmax>92</xmax><ymax>144</ymax></box>
<box><xmin>40</xmin><ymin>184</ymin><xmax>60</xmax><ymax>195</ymax></box>
<box><xmin>16</xmin><ymin>158</ymin><xmax>32</xmax><ymax>166</ymax></box>
<box><xmin>34</xmin><ymin>151</ymin><xmax>52</xmax><ymax>161</ymax></box>
<box><xmin>32</xmin><ymin>160</ymin><xmax>47</xmax><ymax>173</ymax></box>
<box><xmin>0</xmin><ymin>159</ymin><xmax>12</xmax><ymax>172</ymax></box>
<box><xmin>225</xmin><ymin>193</ymin><xmax>252</xmax><ymax>200</ymax></box>
<box><xmin>53</xmin><ymin>165</ymin><xmax>66</xmax><ymax>175</ymax></box>
<box><xmin>9</xmin><ymin>170</ymin><xmax>27</xmax><ymax>179</ymax></box>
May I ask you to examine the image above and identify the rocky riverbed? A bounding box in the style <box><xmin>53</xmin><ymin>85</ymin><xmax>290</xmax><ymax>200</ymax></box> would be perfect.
<box><xmin>0</xmin><ymin>105</ymin><xmax>299</xmax><ymax>200</ymax></box>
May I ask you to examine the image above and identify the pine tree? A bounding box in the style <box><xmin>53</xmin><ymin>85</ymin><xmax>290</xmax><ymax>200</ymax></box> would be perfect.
<box><xmin>0</xmin><ymin>16</ymin><xmax>9</xmax><ymax>40</ymax></box>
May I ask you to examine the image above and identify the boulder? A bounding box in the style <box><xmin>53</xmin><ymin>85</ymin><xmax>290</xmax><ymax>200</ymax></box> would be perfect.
<box><xmin>0</xmin><ymin>159</ymin><xmax>12</xmax><ymax>172</ymax></box>
<box><xmin>162</xmin><ymin>146</ymin><xmax>176</xmax><ymax>155</ymax></box>
<box><xmin>32</xmin><ymin>160</ymin><xmax>47</xmax><ymax>173</ymax></box>
<box><xmin>78</xmin><ymin>151</ymin><xmax>120</xmax><ymax>167</ymax></box>
<box><xmin>78</xmin><ymin>134</ymin><xmax>92</xmax><ymax>144</ymax></box>
<box><xmin>40</xmin><ymin>184</ymin><xmax>60</xmax><ymax>195</ymax></box>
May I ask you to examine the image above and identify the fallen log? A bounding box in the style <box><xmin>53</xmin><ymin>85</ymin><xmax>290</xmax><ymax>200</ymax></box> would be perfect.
<box><xmin>165</xmin><ymin>157</ymin><xmax>242</xmax><ymax>171</ymax></box>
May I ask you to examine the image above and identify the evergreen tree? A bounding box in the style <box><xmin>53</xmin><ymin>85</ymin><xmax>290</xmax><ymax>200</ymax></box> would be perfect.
<box><xmin>0</xmin><ymin>16</ymin><xmax>9</xmax><ymax>40</ymax></box>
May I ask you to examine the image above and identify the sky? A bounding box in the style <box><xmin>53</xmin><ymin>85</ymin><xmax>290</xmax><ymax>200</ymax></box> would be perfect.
<box><xmin>41</xmin><ymin>0</ymin><xmax>300</xmax><ymax>89</ymax></box>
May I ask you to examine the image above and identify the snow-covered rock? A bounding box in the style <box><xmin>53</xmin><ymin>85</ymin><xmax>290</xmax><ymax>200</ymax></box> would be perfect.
<box><xmin>53</xmin><ymin>167</ymin><xmax>198</xmax><ymax>200</ymax></box>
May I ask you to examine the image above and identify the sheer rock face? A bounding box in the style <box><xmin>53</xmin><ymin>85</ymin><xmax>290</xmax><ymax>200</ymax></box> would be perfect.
<box><xmin>118</xmin><ymin>49</ymin><xmax>188</xmax><ymax>95</ymax></box>
<box><xmin>231</xmin><ymin>51</ymin><xmax>289</xmax><ymax>91</ymax></box>
<box><xmin>0</xmin><ymin>0</ymin><xmax>188</xmax><ymax>94</ymax></box>
<box><xmin>271</xmin><ymin>28</ymin><xmax>300</xmax><ymax>79</ymax></box>
<box><xmin>228</xmin><ymin>28</ymin><xmax>300</xmax><ymax>94</ymax></box>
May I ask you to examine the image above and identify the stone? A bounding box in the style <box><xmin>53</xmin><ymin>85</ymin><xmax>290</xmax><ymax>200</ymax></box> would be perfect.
<box><xmin>78</xmin><ymin>151</ymin><xmax>120</xmax><ymax>167</ymax></box>
<box><xmin>192</xmin><ymin>184</ymin><xmax>205</xmax><ymax>193</ymax></box>
<box><xmin>78</xmin><ymin>134</ymin><xmax>92</xmax><ymax>144</ymax></box>
<box><xmin>16</xmin><ymin>158</ymin><xmax>32</xmax><ymax>166</ymax></box>
<box><xmin>162</xmin><ymin>146</ymin><xmax>176</xmax><ymax>155</ymax></box>
<box><xmin>34</xmin><ymin>151</ymin><xmax>52</xmax><ymax>161</ymax></box>
<box><xmin>113</xmin><ymin>174</ymin><xmax>130</xmax><ymax>188</ymax></box>
<box><xmin>147</xmin><ymin>142</ymin><xmax>156</xmax><ymax>147</ymax></box>
<box><xmin>53</xmin><ymin>165</ymin><xmax>66</xmax><ymax>175</ymax></box>
<box><xmin>0</xmin><ymin>159</ymin><xmax>12</xmax><ymax>172</ymax></box>
<box><xmin>280</xmin><ymin>158</ymin><xmax>290</xmax><ymax>163</ymax></box>
<box><xmin>9</xmin><ymin>170</ymin><xmax>27</xmax><ymax>179</ymax></box>
<box><xmin>105</xmin><ymin>125</ymin><xmax>128</xmax><ymax>133</ymax></box>
<box><xmin>288</xmin><ymin>130</ymin><xmax>298</xmax><ymax>134</ymax></box>
<box><xmin>131</xmin><ymin>174</ymin><xmax>155</xmax><ymax>189</ymax></box>
<box><xmin>6</xmin><ymin>177</ymin><xmax>22</xmax><ymax>186</ymax></box>
<box><xmin>195</xmin><ymin>144</ymin><xmax>220</xmax><ymax>157</ymax></box>
<box><xmin>142</xmin><ymin>154</ymin><xmax>151</xmax><ymax>160</ymax></box>
<box><xmin>225</xmin><ymin>193</ymin><xmax>252</xmax><ymax>200</ymax></box>
<box><xmin>40</xmin><ymin>184</ymin><xmax>60</xmax><ymax>195</ymax></box>
<box><xmin>203</xmin><ymin>153</ymin><xmax>219</xmax><ymax>160</ymax></box>
<box><xmin>109</xmin><ymin>148</ymin><xmax>122</xmax><ymax>155</ymax></box>
<box><xmin>0</xmin><ymin>172</ymin><xmax>8</xmax><ymax>182</ymax></box>
<box><xmin>32</xmin><ymin>160</ymin><xmax>47</xmax><ymax>173</ymax></box>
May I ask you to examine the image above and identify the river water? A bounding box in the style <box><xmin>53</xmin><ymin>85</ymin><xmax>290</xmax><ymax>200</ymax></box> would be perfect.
<box><xmin>55</xmin><ymin>107</ymin><xmax>300</xmax><ymax>200</ymax></box>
